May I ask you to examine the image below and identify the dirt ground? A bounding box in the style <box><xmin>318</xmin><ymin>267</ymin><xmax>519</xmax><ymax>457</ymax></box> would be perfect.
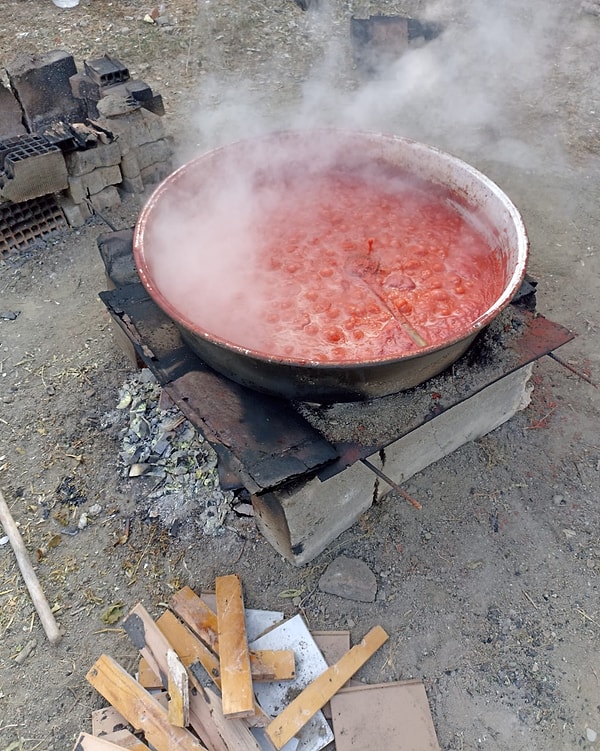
<box><xmin>1</xmin><ymin>1</ymin><xmax>599</xmax><ymax>749</ymax></box>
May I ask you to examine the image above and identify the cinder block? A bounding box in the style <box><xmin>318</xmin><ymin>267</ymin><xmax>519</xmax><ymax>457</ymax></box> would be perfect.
<box><xmin>6</xmin><ymin>50</ymin><xmax>86</xmax><ymax>131</ymax></box>
<box><xmin>68</xmin><ymin>164</ymin><xmax>123</xmax><ymax>203</ymax></box>
<box><xmin>252</xmin><ymin>363</ymin><xmax>534</xmax><ymax>565</ymax></box>
<box><xmin>0</xmin><ymin>135</ymin><xmax>68</xmax><ymax>202</ymax></box>
<box><xmin>84</xmin><ymin>54</ymin><xmax>130</xmax><ymax>86</ymax></box>
<box><xmin>140</xmin><ymin>161</ymin><xmax>171</xmax><ymax>185</ymax></box>
<box><xmin>64</xmin><ymin>141</ymin><xmax>122</xmax><ymax>176</ymax></box>
<box><xmin>58</xmin><ymin>195</ymin><xmax>92</xmax><ymax>227</ymax></box>
<box><xmin>136</xmin><ymin>138</ymin><xmax>172</xmax><ymax>171</ymax></box>
<box><xmin>89</xmin><ymin>185</ymin><xmax>121</xmax><ymax>211</ymax></box>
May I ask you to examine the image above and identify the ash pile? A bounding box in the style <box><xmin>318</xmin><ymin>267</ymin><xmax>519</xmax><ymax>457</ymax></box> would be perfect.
<box><xmin>108</xmin><ymin>370</ymin><xmax>235</xmax><ymax>538</ymax></box>
<box><xmin>0</xmin><ymin>50</ymin><xmax>172</xmax><ymax>253</ymax></box>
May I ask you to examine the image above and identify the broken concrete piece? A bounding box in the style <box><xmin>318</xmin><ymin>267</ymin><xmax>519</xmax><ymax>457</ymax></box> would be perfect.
<box><xmin>318</xmin><ymin>556</ymin><xmax>377</xmax><ymax>602</ymax></box>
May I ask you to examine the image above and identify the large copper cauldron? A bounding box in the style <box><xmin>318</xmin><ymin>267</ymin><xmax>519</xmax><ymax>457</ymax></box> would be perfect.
<box><xmin>133</xmin><ymin>130</ymin><xmax>528</xmax><ymax>402</ymax></box>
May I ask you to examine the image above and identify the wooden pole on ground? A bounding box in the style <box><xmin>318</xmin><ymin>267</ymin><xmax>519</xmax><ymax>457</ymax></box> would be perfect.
<box><xmin>0</xmin><ymin>488</ymin><xmax>62</xmax><ymax>644</ymax></box>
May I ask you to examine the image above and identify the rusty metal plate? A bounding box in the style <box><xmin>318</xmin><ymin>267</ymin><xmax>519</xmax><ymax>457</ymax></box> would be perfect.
<box><xmin>100</xmin><ymin>284</ymin><xmax>338</xmax><ymax>493</ymax></box>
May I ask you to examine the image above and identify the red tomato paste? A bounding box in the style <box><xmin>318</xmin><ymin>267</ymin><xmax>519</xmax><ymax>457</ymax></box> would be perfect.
<box><xmin>242</xmin><ymin>170</ymin><xmax>504</xmax><ymax>362</ymax></box>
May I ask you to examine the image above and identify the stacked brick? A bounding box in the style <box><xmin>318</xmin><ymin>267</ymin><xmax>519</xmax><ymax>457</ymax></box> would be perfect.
<box><xmin>0</xmin><ymin>49</ymin><xmax>173</xmax><ymax>249</ymax></box>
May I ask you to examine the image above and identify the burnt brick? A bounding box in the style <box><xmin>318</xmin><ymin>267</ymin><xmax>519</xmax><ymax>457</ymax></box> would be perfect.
<box><xmin>7</xmin><ymin>50</ymin><xmax>86</xmax><ymax>132</ymax></box>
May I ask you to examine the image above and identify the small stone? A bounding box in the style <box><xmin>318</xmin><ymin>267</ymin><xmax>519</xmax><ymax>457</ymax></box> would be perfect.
<box><xmin>234</xmin><ymin>503</ymin><xmax>254</xmax><ymax>517</ymax></box>
<box><xmin>88</xmin><ymin>504</ymin><xmax>102</xmax><ymax>516</ymax></box>
<box><xmin>586</xmin><ymin>728</ymin><xmax>597</xmax><ymax>742</ymax></box>
<box><xmin>318</xmin><ymin>555</ymin><xmax>377</xmax><ymax>602</ymax></box>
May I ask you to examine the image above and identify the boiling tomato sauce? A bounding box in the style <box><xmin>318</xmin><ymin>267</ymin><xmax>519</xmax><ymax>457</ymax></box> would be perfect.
<box><xmin>236</xmin><ymin>169</ymin><xmax>505</xmax><ymax>363</ymax></box>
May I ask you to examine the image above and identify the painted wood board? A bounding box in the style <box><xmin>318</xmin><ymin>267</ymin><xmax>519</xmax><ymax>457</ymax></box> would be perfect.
<box><xmin>215</xmin><ymin>574</ymin><xmax>255</xmax><ymax>719</ymax></box>
<box><xmin>330</xmin><ymin>681</ymin><xmax>441</xmax><ymax>750</ymax></box>
<box><xmin>249</xmin><ymin>614</ymin><xmax>334</xmax><ymax>751</ymax></box>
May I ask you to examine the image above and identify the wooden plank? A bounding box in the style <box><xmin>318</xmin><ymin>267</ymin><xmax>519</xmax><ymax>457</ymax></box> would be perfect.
<box><xmin>86</xmin><ymin>655</ymin><xmax>206</xmax><ymax>751</ymax></box>
<box><xmin>157</xmin><ymin>610</ymin><xmax>221</xmax><ymax>686</ymax></box>
<box><xmin>170</xmin><ymin>587</ymin><xmax>294</xmax><ymax>682</ymax></box>
<box><xmin>171</xmin><ymin>587</ymin><xmax>219</xmax><ymax>649</ymax></box>
<box><xmin>167</xmin><ymin>648</ymin><xmax>190</xmax><ymax>728</ymax></box>
<box><xmin>73</xmin><ymin>733</ymin><xmax>135</xmax><ymax>751</ymax></box>
<box><xmin>265</xmin><ymin>625</ymin><xmax>389</xmax><ymax>750</ymax></box>
<box><xmin>215</xmin><ymin>574</ymin><xmax>254</xmax><ymax>720</ymax></box>
<box><xmin>156</xmin><ymin>610</ymin><xmax>270</xmax><ymax>729</ymax></box>
<box><xmin>250</xmin><ymin>648</ymin><xmax>295</xmax><ymax>682</ymax></box>
<box><xmin>97</xmin><ymin>730</ymin><xmax>149</xmax><ymax>751</ymax></box>
<box><xmin>138</xmin><ymin>656</ymin><xmax>162</xmax><ymax>689</ymax></box>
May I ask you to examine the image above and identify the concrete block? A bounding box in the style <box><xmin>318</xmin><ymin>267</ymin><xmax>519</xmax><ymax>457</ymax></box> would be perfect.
<box><xmin>64</xmin><ymin>141</ymin><xmax>121</xmax><ymax>176</ymax></box>
<box><xmin>89</xmin><ymin>185</ymin><xmax>121</xmax><ymax>211</ymax></box>
<box><xmin>0</xmin><ymin>137</ymin><xmax>68</xmax><ymax>202</ymax></box>
<box><xmin>252</xmin><ymin>363</ymin><xmax>533</xmax><ymax>565</ymax></box>
<box><xmin>140</xmin><ymin>160</ymin><xmax>172</xmax><ymax>185</ymax></box>
<box><xmin>84</xmin><ymin>54</ymin><xmax>130</xmax><ymax>87</ymax></box>
<box><xmin>119</xmin><ymin>148</ymin><xmax>141</xmax><ymax>179</ymax></box>
<box><xmin>58</xmin><ymin>195</ymin><xmax>92</xmax><ymax>227</ymax></box>
<box><xmin>120</xmin><ymin>175</ymin><xmax>144</xmax><ymax>194</ymax></box>
<box><xmin>136</xmin><ymin>138</ymin><xmax>172</xmax><ymax>171</ymax></box>
<box><xmin>95</xmin><ymin>109</ymin><xmax>165</xmax><ymax>149</ymax></box>
<box><xmin>6</xmin><ymin>50</ymin><xmax>85</xmax><ymax>131</ymax></box>
<box><xmin>68</xmin><ymin>164</ymin><xmax>122</xmax><ymax>203</ymax></box>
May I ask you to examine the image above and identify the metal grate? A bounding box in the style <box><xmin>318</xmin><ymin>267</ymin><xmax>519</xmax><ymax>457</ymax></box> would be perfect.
<box><xmin>0</xmin><ymin>195</ymin><xmax>66</xmax><ymax>254</ymax></box>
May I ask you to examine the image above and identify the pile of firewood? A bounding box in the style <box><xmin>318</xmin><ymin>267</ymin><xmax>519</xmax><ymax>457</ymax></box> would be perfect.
<box><xmin>74</xmin><ymin>576</ymin><xmax>440</xmax><ymax>751</ymax></box>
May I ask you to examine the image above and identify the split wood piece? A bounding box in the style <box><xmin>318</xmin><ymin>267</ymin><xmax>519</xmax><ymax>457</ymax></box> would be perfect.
<box><xmin>265</xmin><ymin>625</ymin><xmax>389</xmax><ymax>750</ymax></box>
<box><xmin>138</xmin><ymin>656</ymin><xmax>162</xmax><ymax>689</ymax></box>
<box><xmin>73</xmin><ymin>733</ymin><xmax>145</xmax><ymax>751</ymax></box>
<box><xmin>96</xmin><ymin>730</ymin><xmax>150</xmax><ymax>751</ymax></box>
<box><xmin>0</xmin><ymin>488</ymin><xmax>62</xmax><ymax>644</ymax></box>
<box><xmin>86</xmin><ymin>654</ymin><xmax>207</xmax><ymax>751</ymax></box>
<box><xmin>167</xmin><ymin>648</ymin><xmax>190</xmax><ymax>728</ymax></box>
<box><xmin>170</xmin><ymin>587</ymin><xmax>295</xmax><ymax>682</ymax></box>
<box><xmin>215</xmin><ymin>574</ymin><xmax>254</xmax><ymax>720</ymax></box>
<box><xmin>156</xmin><ymin>610</ymin><xmax>270</xmax><ymax>729</ymax></box>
